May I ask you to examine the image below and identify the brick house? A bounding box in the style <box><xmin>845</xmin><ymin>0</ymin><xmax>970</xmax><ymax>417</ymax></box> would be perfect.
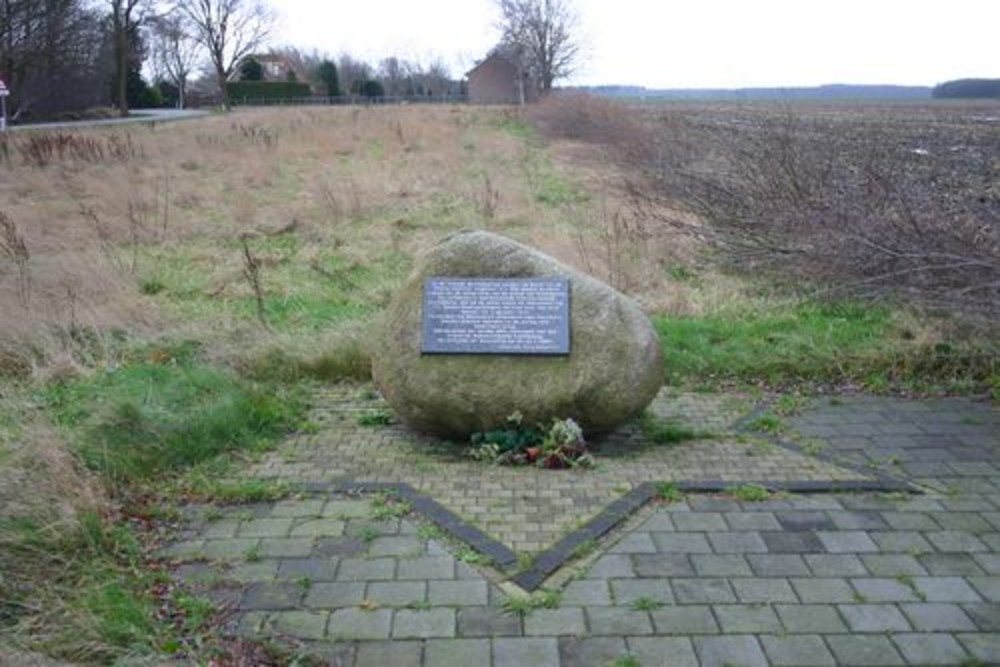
<box><xmin>466</xmin><ymin>47</ymin><xmax>538</xmax><ymax>105</ymax></box>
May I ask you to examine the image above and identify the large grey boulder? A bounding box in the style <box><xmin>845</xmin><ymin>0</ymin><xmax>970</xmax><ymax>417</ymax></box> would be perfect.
<box><xmin>372</xmin><ymin>230</ymin><xmax>664</xmax><ymax>439</ymax></box>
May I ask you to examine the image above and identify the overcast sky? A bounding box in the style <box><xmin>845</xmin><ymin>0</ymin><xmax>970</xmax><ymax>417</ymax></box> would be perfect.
<box><xmin>274</xmin><ymin>0</ymin><xmax>998</xmax><ymax>89</ymax></box>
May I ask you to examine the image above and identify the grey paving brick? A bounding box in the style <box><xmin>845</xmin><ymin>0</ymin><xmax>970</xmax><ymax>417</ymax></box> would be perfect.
<box><xmin>303</xmin><ymin>582</ymin><xmax>367</xmax><ymax>609</ymax></box>
<box><xmin>649</xmin><ymin>606</ymin><xmax>719</xmax><ymax>634</ymax></box>
<box><xmin>694</xmin><ymin>635</ymin><xmax>768</xmax><ymax>667</ymax></box>
<box><xmin>962</xmin><ymin>602</ymin><xmax>1000</xmax><ymax>631</ymax></box>
<box><xmin>776</xmin><ymin>511</ymin><xmax>836</xmax><ymax>532</ymax></box>
<box><xmin>627</xmin><ymin>637</ymin><xmax>697</xmax><ymax>667</ymax></box>
<box><xmin>354</xmin><ymin>640</ymin><xmax>422</xmax><ymax>667</ymax></box>
<box><xmin>760</xmin><ymin>634</ymin><xmax>836</xmax><ymax>667</ymax></box>
<box><xmin>868</xmin><ymin>530</ymin><xmax>933</xmax><ymax>553</ymax></box>
<box><xmin>672</xmin><ymin>578</ymin><xmax>736</xmax><ymax>604</ymax></box>
<box><xmin>826</xmin><ymin>634</ymin><xmax>906</xmax><ymax>666</ymax></box>
<box><xmin>650</xmin><ymin>532</ymin><xmax>712</xmax><ymax>553</ymax></box>
<box><xmin>336</xmin><ymin>557</ymin><xmax>396</xmax><ymax>581</ymax></box>
<box><xmin>638</xmin><ymin>513</ymin><xmax>675</xmax><ymax>531</ymax></box>
<box><xmin>585</xmin><ymin>606</ymin><xmax>653</xmax><ymax>635</ymax></box>
<box><xmin>270</xmin><ymin>610</ymin><xmax>329</xmax><ymax>640</ymax></box>
<box><xmin>492</xmin><ymin>637</ymin><xmax>559</xmax><ymax>667</ymax></box>
<box><xmin>561</xmin><ymin>580</ymin><xmax>611</xmax><ymax>606</ymax></box>
<box><xmin>912</xmin><ymin>576</ymin><xmax>983</xmax><ymax>602</ymax></box>
<box><xmin>608</xmin><ymin>532</ymin><xmax>657</xmax><ymax>554</ymax></box>
<box><xmin>731</xmin><ymin>578</ymin><xmax>797</xmax><ymax>603</ymax></box>
<box><xmin>525</xmin><ymin>608</ymin><xmax>586</xmax><ymax>636</ymax></box>
<box><xmin>428</xmin><ymin>580</ymin><xmax>489</xmax><ymax>606</ymax></box>
<box><xmin>393</xmin><ymin>608</ymin><xmax>456</xmax><ymax>638</ymax></box>
<box><xmin>558</xmin><ymin>636</ymin><xmax>627</xmax><ymax>666</ymax></box>
<box><xmin>271</xmin><ymin>499</ymin><xmax>325</xmax><ymax>517</ymax></box>
<box><xmin>926</xmin><ymin>530</ymin><xmax>988</xmax><ymax>552</ymax></box>
<box><xmin>880</xmin><ymin>511</ymin><xmax>940</xmax><ymax>531</ymax></box>
<box><xmin>237</xmin><ymin>518</ymin><xmax>294</xmax><ymax>538</ymax></box>
<box><xmin>691</xmin><ymin>554</ymin><xmax>752</xmax><ymax>577</ymax></box>
<box><xmin>919</xmin><ymin>552</ymin><xmax>985</xmax><ymax>575</ymax></box>
<box><xmin>804</xmin><ymin>553</ymin><xmax>870</xmax><ymax>576</ymax></box>
<box><xmin>829</xmin><ymin>510</ymin><xmax>888</xmax><ymax>530</ymax></box>
<box><xmin>276</xmin><ymin>557</ymin><xmax>339</xmax><ymax>581</ymax></box>
<box><xmin>968</xmin><ymin>575</ymin><xmax>1000</xmax><ymax>601</ymax></box>
<box><xmin>900</xmin><ymin>602</ymin><xmax>977</xmax><ymax>631</ymax></box>
<box><xmin>315</xmin><ymin>536</ymin><xmax>366</xmax><ymax>558</ymax></box>
<box><xmin>241</xmin><ymin>582</ymin><xmax>302</xmax><ymax>610</ymax></box>
<box><xmin>457</xmin><ymin>607</ymin><xmax>521</xmax><ymax>637</ymax></box>
<box><xmin>746</xmin><ymin>553</ymin><xmax>811</xmax><ymax>577</ymax></box>
<box><xmin>257</xmin><ymin>538</ymin><xmax>314</xmax><ymax>558</ymax></box>
<box><xmin>724</xmin><ymin>511</ymin><xmax>781</xmax><ymax>531</ymax></box>
<box><xmin>369</xmin><ymin>535</ymin><xmax>423</xmax><ymax>557</ymax></box>
<box><xmin>308</xmin><ymin>642</ymin><xmax>355</xmax><ymax>667</ymax></box>
<box><xmin>584</xmin><ymin>554</ymin><xmax>635</xmax><ymax>578</ymax></box>
<box><xmin>397</xmin><ymin>555</ymin><xmax>455</xmax><ymax>580</ymax></box>
<box><xmin>202</xmin><ymin>538</ymin><xmax>257</xmax><ymax>560</ymax></box>
<box><xmin>791</xmin><ymin>577</ymin><xmax>856</xmax><ymax>603</ymax></box>
<box><xmin>327</xmin><ymin>608</ymin><xmax>392</xmax><ymax>640</ymax></box>
<box><xmin>775</xmin><ymin>604</ymin><xmax>847</xmax><ymax>633</ymax></box>
<box><xmin>761</xmin><ymin>531</ymin><xmax>825</xmax><ymax>554</ymax></box>
<box><xmin>839</xmin><ymin>604</ymin><xmax>912</xmax><ymax>632</ymax></box>
<box><xmin>817</xmin><ymin>530</ymin><xmax>878</xmax><ymax>553</ymax></box>
<box><xmin>672</xmin><ymin>512</ymin><xmax>727</xmax><ymax>532</ymax></box>
<box><xmin>974</xmin><ymin>552</ymin><xmax>1000</xmax><ymax>574</ymax></box>
<box><xmin>609</xmin><ymin>578</ymin><xmax>673</xmax><ymax>605</ymax></box>
<box><xmin>424</xmin><ymin>639</ymin><xmax>490</xmax><ymax>667</ymax></box>
<box><xmin>893</xmin><ymin>633</ymin><xmax>969</xmax><ymax>665</ymax></box>
<box><xmin>366</xmin><ymin>581</ymin><xmax>426</xmax><ymax>606</ymax></box>
<box><xmin>289</xmin><ymin>518</ymin><xmax>345</xmax><ymax>538</ymax></box>
<box><xmin>633</xmin><ymin>554</ymin><xmax>695</xmax><ymax>577</ymax></box>
<box><xmin>958</xmin><ymin>633</ymin><xmax>1000</xmax><ymax>663</ymax></box>
<box><xmin>707</xmin><ymin>531</ymin><xmax>768</xmax><ymax>553</ymax></box>
<box><xmin>228</xmin><ymin>560</ymin><xmax>279</xmax><ymax>583</ymax></box>
<box><xmin>850</xmin><ymin>577</ymin><xmax>920</xmax><ymax>602</ymax></box>
<box><xmin>861</xmin><ymin>555</ymin><xmax>928</xmax><ymax>578</ymax></box>
<box><xmin>713</xmin><ymin>604</ymin><xmax>783</xmax><ymax>633</ymax></box>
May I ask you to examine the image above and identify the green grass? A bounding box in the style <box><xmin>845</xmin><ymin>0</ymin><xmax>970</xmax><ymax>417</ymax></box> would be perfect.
<box><xmin>653</xmin><ymin>300</ymin><xmax>996</xmax><ymax>391</ymax></box>
<box><xmin>727</xmin><ymin>483</ymin><xmax>772</xmax><ymax>502</ymax></box>
<box><xmin>640</xmin><ymin>412</ymin><xmax>709</xmax><ymax>445</ymax></box>
<box><xmin>655</xmin><ymin>481</ymin><xmax>684</xmax><ymax>503</ymax></box>
<box><xmin>0</xmin><ymin>512</ymin><xmax>203</xmax><ymax>662</ymax></box>
<box><xmin>40</xmin><ymin>343</ymin><xmax>304</xmax><ymax>490</ymax></box>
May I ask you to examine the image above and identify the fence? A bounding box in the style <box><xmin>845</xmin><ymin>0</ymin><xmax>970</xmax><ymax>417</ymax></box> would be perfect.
<box><xmin>230</xmin><ymin>94</ymin><xmax>469</xmax><ymax>107</ymax></box>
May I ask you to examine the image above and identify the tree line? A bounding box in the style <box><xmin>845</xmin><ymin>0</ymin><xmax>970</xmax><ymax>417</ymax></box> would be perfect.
<box><xmin>0</xmin><ymin>0</ymin><xmax>582</xmax><ymax>120</ymax></box>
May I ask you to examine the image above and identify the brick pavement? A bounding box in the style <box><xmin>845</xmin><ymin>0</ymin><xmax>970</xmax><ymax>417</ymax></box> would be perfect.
<box><xmin>162</xmin><ymin>392</ymin><xmax>999</xmax><ymax>665</ymax></box>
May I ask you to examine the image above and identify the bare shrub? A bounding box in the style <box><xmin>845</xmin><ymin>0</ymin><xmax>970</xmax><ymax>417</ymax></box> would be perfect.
<box><xmin>0</xmin><ymin>211</ymin><xmax>32</xmax><ymax>311</ymax></box>
<box><xmin>14</xmin><ymin>132</ymin><xmax>139</xmax><ymax>167</ymax></box>
<box><xmin>531</xmin><ymin>95</ymin><xmax>1000</xmax><ymax>317</ymax></box>
<box><xmin>240</xmin><ymin>235</ymin><xmax>268</xmax><ymax>327</ymax></box>
<box><xmin>478</xmin><ymin>173</ymin><xmax>500</xmax><ymax>219</ymax></box>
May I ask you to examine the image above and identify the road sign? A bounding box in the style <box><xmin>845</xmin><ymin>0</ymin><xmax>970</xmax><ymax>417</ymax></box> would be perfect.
<box><xmin>0</xmin><ymin>79</ymin><xmax>8</xmax><ymax>97</ymax></box>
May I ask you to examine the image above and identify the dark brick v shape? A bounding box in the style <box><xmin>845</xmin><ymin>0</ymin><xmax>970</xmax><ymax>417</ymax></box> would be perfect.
<box><xmin>297</xmin><ymin>401</ymin><xmax>918</xmax><ymax>592</ymax></box>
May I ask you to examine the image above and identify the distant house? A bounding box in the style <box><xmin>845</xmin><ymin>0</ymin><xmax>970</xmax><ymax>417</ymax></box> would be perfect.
<box><xmin>466</xmin><ymin>47</ymin><xmax>538</xmax><ymax>105</ymax></box>
<box><xmin>229</xmin><ymin>53</ymin><xmax>305</xmax><ymax>83</ymax></box>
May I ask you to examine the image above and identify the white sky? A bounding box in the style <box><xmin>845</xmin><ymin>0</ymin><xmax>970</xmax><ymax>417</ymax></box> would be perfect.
<box><xmin>273</xmin><ymin>0</ymin><xmax>999</xmax><ymax>89</ymax></box>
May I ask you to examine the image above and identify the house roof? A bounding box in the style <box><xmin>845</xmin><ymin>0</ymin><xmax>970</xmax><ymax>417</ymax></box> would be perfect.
<box><xmin>466</xmin><ymin>45</ymin><xmax>527</xmax><ymax>77</ymax></box>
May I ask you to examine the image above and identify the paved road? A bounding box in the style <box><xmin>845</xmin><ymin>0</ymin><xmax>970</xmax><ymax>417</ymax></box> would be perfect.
<box><xmin>5</xmin><ymin>108</ymin><xmax>209</xmax><ymax>132</ymax></box>
<box><xmin>163</xmin><ymin>392</ymin><xmax>999</xmax><ymax>666</ymax></box>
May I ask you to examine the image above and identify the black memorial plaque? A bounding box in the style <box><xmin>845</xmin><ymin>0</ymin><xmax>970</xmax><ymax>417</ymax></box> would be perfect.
<box><xmin>421</xmin><ymin>277</ymin><xmax>570</xmax><ymax>355</ymax></box>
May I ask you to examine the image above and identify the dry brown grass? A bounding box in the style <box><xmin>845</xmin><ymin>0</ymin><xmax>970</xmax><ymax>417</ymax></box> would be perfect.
<box><xmin>0</xmin><ymin>105</ymin><xmax>709</xmax><ymax>378</ymax></box>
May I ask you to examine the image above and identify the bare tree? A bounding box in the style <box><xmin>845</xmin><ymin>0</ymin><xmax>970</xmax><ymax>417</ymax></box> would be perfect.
<box><xmin>109</xmin><ymin>0</ymin><xmax>145</xmax><ymax>117</ymax></box>
<box><xmin>496</xmin><ymin>0</ymin><xmax>580</xmax><ymax>93</ymax></box>
<box><xmin>337</xmin><ymin>53</ymin><xmax>372</xmax><ymax>96</ymax></box>
<box><xmin>149</xmin><ymin>11</ymin><xmax>200</xmax><ymax>108</ymax></box>
<box><xmin>175</xmin><ymin>0</ymin><xmax>274</xmax><ymax>109</ymax></box>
